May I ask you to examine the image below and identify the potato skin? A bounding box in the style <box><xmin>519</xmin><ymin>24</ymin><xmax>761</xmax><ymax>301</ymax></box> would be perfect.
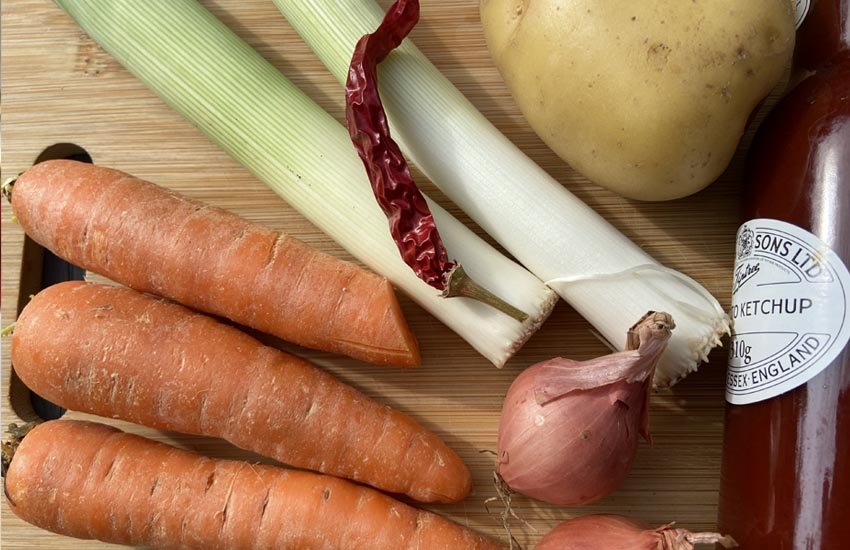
<box><xmin>481</xmin><ymin>0</ymin><xmax>795</xmax><ymax>201</ymax></box>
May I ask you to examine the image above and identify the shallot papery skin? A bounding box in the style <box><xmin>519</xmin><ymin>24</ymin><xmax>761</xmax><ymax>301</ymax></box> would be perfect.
<box><xmin>536</xmin><ymin>515</ymin><xmax>737</xmax><ymax>550</ymax></box>
<box><xmin>497</xmin><ymin>313</ymin><xmax>673</xmax><ymax>505</ymax></box>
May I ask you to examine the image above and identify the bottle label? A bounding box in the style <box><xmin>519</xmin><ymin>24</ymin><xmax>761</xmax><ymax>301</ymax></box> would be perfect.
<box><xmin>726</xmin><ymin>219</ymin><xmax>850</xmax><ymax>405</ymax></box>
<box><xmin>794</xmin><ymin>0</ymin><xmax>811</xmax><ymax>29</ymax></box>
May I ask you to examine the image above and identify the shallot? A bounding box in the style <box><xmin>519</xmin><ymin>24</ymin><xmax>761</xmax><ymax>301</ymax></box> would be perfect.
<box><xmin>497</xmin><ymin>312</ymin><xmax>674</xmax><ymax>505</ymax></box>
<box><xmin>537</xmin><ymin>515</ymin><xmax>737</xmax><ymax>549</ymax></box>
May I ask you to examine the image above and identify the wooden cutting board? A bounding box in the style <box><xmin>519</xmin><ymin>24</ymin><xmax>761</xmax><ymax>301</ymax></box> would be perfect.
<box><xmin>1</xmin><ymin>0</ymin><xmax>757</xmax><ymax>547</ymax></box>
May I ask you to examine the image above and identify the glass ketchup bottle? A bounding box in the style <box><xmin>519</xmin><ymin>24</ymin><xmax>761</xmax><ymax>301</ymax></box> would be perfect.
<box><xmin>717</xmin><ymin>2</ymin><xmax>850</xmax><ymax>548</ymax></box>
<box><xmin>794</xmin><ymin>0</ymin><xmax>849</xmax><ymax>70</ymax></box>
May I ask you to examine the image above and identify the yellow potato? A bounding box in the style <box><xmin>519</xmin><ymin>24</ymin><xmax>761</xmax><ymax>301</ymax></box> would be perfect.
<box><xmin>481</xmin><ymin>0</ymin><xmax>795</xmax><ymax>201</ymax></box>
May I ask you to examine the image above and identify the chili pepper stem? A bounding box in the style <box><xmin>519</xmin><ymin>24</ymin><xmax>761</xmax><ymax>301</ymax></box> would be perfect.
<box><xmin>443</xmin><ymin>265</ymin><xmax>529</xmax><ymax>323</ymax></box>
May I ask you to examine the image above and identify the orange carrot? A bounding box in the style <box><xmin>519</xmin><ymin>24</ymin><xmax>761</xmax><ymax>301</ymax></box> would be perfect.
<box><xmin>10</xmin><ymin>159</ymin><xmax>419</xmax><ymax>367</ymax></box>
<box><xmin>5</xmin><ymin>420</ymin><xmax>500</xmax><ymax>549</ymax></box>
<box><xmin>11</xmin><ymin>281</ymin><xmax>469</xmax><ymax>503</ymax></box>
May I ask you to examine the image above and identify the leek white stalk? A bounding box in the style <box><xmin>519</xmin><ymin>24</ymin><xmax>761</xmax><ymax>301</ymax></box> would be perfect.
<box><xmin>54</xmin><ymin>0</ymin><xmax>557</xmax><ymax>367</ymax></box>
<box><xmin>272</xmin><ymin>0</ymin><xmax>730</xmax><ymax>385</ymax></box>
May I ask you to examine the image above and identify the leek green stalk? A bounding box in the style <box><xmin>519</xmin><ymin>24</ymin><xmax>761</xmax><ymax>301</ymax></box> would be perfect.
<box><xmin>54</xmin><ymin>0</ymin><xmax>557</xmax><ymax>367</ymax></box>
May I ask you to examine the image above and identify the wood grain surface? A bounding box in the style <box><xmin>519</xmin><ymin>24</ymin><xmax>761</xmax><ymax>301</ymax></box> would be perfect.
<box><xmin>1</xmin><ymin>0</ymin><xmax>768</xmax><ymax>548</ymax></box>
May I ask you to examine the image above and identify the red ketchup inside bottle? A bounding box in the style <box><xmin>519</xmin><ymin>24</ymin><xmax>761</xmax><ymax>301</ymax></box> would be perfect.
<box><xmin>717</xmin><ymin>2</ymin><xmax>850</xmax><ymax>545</ymax></box>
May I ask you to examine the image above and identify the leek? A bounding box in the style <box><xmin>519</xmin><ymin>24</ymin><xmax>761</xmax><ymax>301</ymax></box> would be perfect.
<box><xmin>54</xmin><ymin>0</ymin><xmax>557</xmax><ymax>368</ymax></box>
<box><xmin>272</xmin><ymin>0</ymin><xmax>730</xmax><ymax>386</ymax></box>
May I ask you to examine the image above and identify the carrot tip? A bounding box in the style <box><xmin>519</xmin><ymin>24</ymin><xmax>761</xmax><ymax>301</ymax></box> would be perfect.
<box><xmin>1</xmin><ymin>422</ymin><xmax>38</xmax><ymax>476</ymax></box>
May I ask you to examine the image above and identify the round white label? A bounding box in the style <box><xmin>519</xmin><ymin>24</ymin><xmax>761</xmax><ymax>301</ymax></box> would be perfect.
<box><xmin>726</xmin><ymin>219</ymin><xmax>850</xmax><ymax>405</ymax></box>
<box><xmin>795</xmin><ymin>0</ymin><xmax>811</xmax><ymax>29</ymax></box>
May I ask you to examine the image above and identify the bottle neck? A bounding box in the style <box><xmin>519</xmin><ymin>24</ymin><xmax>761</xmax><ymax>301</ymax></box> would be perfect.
<box><xmin>794</xmin><ymin>0</ymin><xmax>850</xmax><ymax>71</ymax></box>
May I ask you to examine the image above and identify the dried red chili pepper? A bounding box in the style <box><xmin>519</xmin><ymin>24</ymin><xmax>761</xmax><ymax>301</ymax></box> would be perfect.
<box><xmin>345</xmin><ymin>0</ymin><xmax>528</xmax><ymax>321</ymax></box>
